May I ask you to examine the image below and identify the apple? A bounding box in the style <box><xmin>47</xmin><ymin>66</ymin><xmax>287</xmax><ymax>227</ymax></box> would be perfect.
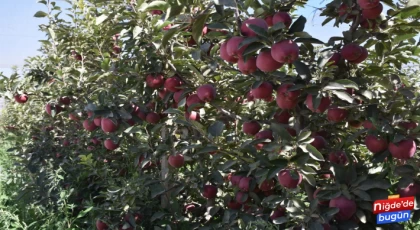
<box><xmin>240</xmin><ymin>18</ymin><xmax>268</xmax><ymax>37</ymax></box>
<box><xmin>365</xmin><ymin>135</ymin><xmax>388</xmax><ymax>154</ymax></box>
<box><xmin>197</xmin><ymin>84</ymin><xmax>216</xmax><ymax>102</ymax></box>
<box><xmin>278</xmin><ymin>169</ymin><xmax>302</xmax><ymax>189</ymax></box>
<box><xmin>328</xmin><ymin>151</ymin><xmax>348</xmax><ymax>165</ymax></box>
<box><xmin>259</xmin><ymin>179</ymin><xmax>275</xmax><ymax>191</ymax></box>
<box><xmin>341</xmin><ymin>43</ymin><xmax>363</xmax><ymax>61</ymax></box>
<box><xmin>270</xmin><ymin>207</ymin><xmax>286</xmax><ymax>220</ymax></box>
<box><xmin>256</xmin><ymin>49</ymin><xmax>284</xmax><ymax>72</ymax></box>
<box><xmin>96</xmin><ymin>220</ymin><xmax>108</xmax><ymax>230</ymax></box>
<box><xmin>168</xmin><ymin>154</ymin><xmax>184</xmax><ymax>168</ymax></box>
<box><xmin>164</xmin><ymin>76</ymin><xmax>183</xmax><ymax>92</ymax></box>
<box><xmin>357</xmin><ymin>0</ymin><xmax>380</xmax><ymax>9</ymax></box>
<box><xmin>276</xmin><ymin>83</ymin><xmax>301</xmax><ymax>109</ymax></box>
<box><xmin>265</xmin><ymin>15</ymin><xmax>273</xmax><ymax>26</ymax></box>
<box><xmin>226</xmin><ymin>36</ymin><xmax>248</xmax><ymax>58</ymax></box>
<box><xmin>389</xmin><ymin>139</ymin><xmax>416</xmax><ymax>159</ymax></box>
<box><xmin>349</xmin><ymin>46</ymin><xmax>368</xmax><ymax>64</ymax></box>
<box><xmin>135</xmin><ymin>109</ymin><xmax>147</xmax><ymax>120</ymax></box>
<box><xmin>274</xmin><ymin>110</ymin><xmax>291</xmax><ymax>124</ymax></box>
<box><xmin>146</xmin><ymin>74</ymin><xmax>165</xmax><ymax>88</ymax></box>
<box><xmin>243</xmin><ymin>121</ymin><xmax>261</xmax><ymax>136</ymax></box>
<box><xmin>237</xmin><ymin>56</ymin><xmax>257</xmax><ymax>74</ymax></box>
<box><xmin>101</xmin><ymin>118</ymin><xmax>119</xmax><ymax>133</ymax></box>
<box><xmin>360</xmin><ymin>17</ymin><xmax>377</xmax><ymax>29</ymax></box>
<box><xmin>329</xmin><ymin>196</ymin><xmax>357</xmax><ymax>221</ymax></box>
<box><xmin>272</xmin><ymin>12</ymin><xmax>292</xmax><ymax>28</ymax></box>
<box><xmin>202</xmin><ymin>185</ymin><xmax>217</xmax><ymax>199</ymax></box>
<box><xmin>235</xmin><ymin>191</ymin><xmax>249</xmax><ymax>204</ymax></box>
<box><xmin>230</xmin><ymin>175</ymin><xmax>243</xmax><ymax>187</ymax></box>
<box><xmin>238</xmin><ymin>177</ymin><xmax>252</xmax><ymax>192</ymax></box>
<box><xmin>313</xmin><ymin>188</ymin><xmax>329</xmax><ymax>205</ymax></box>
<box><xmin>104</xmin><ymin>139</ymin><xmax>119</xmax><ymax>150</ymax></box>
<box><xmin>251</xmin><ymin>82</ymin><xmax>273</xmax><ymax>99</ymax></box>
<box><xmin>158</xmin><ymin>88</ymin><xmax>169</xmax><ymax>100</ymax></box>
<box><xmin>327</xmin><ymin>107</ymin><xmax>348</xmax><ymax>122</ymax></box>
<box><xmin>311</xmin><ymin>136</ymin><xmax>327</xmax><ymax>150</ymax></box>
<box><xmin>63</xmin><ymin>140</ymin><xmax>70</xmax><ymax>147</ymax></box>
<box><xmin>255</xmin><ymin>129</ymin><xmax>274</xmax><ymax>150</ymax></box>
<box><xmin>69</xmin><ymin>113</ymin><xmax>79</xmax><ymax>121</ymax></box>
<box><xmin>271</xmin><ymin>40</ymin><xmax>299</xmax><ymax>64</ymax></box>
<box><xmin>246</xmin><ymin>91</ymin><xmax>255</xmax><ymax>102</ymax></box>
<box><xmin>91</xmin><ymin>137</ymin><xmax>101</xmax><ymax>145</ymax></box>
<box><xmin>398</xmin><ymin>183</ymin><xmax>420</xmax><ymax>198</ymax></box>
<box><xmin>112</xmin><ymin>46</ymin><xmax>121</xmax><ymax>54</ymax></box>
<box><xmin>338</xmin><ymin>4</ymin><xmax>350</xmax><ymax>17</ymax></box>
<box><xmin>398</xmin><ymin>121</ymin><xmax>418</xmax><ymax>130</ymax></box>
<box><xmin>305</xmin><ymin>94</ymin><xmax>331</xmax><ymax>113</ymax></box>
<box><xmin>363</xmin><ymin>120</ymin><xmax>375</xmax><ymax>129</ymax></box>
<box><xmin>146</xmin><ymin>112</ymin><xmax>160</xmax><ymax>124</ymax></box>
<box><xmin>349</xmin><ymin>120</ymin><xmax>362</xmax><ymax>128</ymax></box>
<box><xmin>362</xmin><ymin>3</ymin><xmax>383</xmax><ymax>19</ymax></box>
<box><xmin>45</xmin><ymin>103</ymin><xmax>63</xmax><ymax>115</ymax></box>
<box><xmin>14</xmin><ymin>94</ymin><xmax>28</xmax><ymax>103</ymax></box>
<box><xmin>185</xmin><ymin>111</ymin><xmax>200</xmax><ymax>121</ymax></box>
<box><xmin>150</xmin><ymin>10</ymin><xmax>163</xmax><ymax>15</ymax></box>
<box><xmin>83</xmin><ymin>120</ymin><xmax>97</xmax><ymax>132</ymax></box>
<box><xmin>220</xmin><ymin>41</ymin><xmax>238</xmax><ymax>63</ymax></box>
<box><xmin>87</xmin><ymin>146</ymin><xmax>95</xmax><ymax>151</ymax></box>
<box><xmin>94</xmin><ymin>117</ymin><xmax>102</xmax><ymax>126</ymax></box>
<box><xmin>174</xmin><ymin>90</ymin><xmax>187</xmax><ymax>103</ymax></box>
<box><xmin>227</xmin><ymin>200</ymin><xmax>242</xmax><ymax>210</ymax></box>
<box><xmin>186</xmin><ymin>94</ymin><xmax>204</xmax><ymax>108</ymax></box>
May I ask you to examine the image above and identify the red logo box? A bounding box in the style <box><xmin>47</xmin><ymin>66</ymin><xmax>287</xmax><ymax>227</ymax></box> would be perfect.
<box><xmin>373</xmin><ymin>197</ymin><xmax>415</xmax><ymax>214</ymax></box>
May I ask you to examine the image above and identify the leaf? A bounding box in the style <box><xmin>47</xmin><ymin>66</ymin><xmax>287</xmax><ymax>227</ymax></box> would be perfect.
<box><xmin>270</xmin><ymin>122</ymin><xmax>292</xmax><ymax>142</ymax></box>
<box><xmin>394</xmin><ymin>33</ymin><xmax>417</xmax><ymax>43</ymax></box>
<box><xmin>297</xmin><ymin>130</ymin><xmax>312</xmax><ymax>142</ymax></box>
<box><xmin>192</xmin><ymin>14</ymin><xmax>210</xmax><ymax>44</ymax></box>
<box><xmin>306</xmin><ymin>144</ymin><xmax>325</xmax><ymax>161</ymax></box>
<box><xmin>34</xmin><ymin>11</ymin><xmax>48</xmax><ymax>18</ymax></box>
<box><xmin>162</xmin><ymin>28</ymin><xmax>179</xmax><ymax>49</ymax></box>
<box><xmin>293</xmin><ymin>60</ymin><xmax>312</xmax><ymax>79</ymax></box>
<box><xmin>213</xmin><ymin>0</ymin><xmax>236</xmax><ymax>7</ymax></box>
<box><xmin>295</xmin><ymin>37</ymin><xmax>324</xmax><ymax>44</ymax></box>
<box><xmin>208</xmin><ymin>121</ymin><xmax>225</xmax><ymax>137</ymax></box>
<box><xmin>133</xmin><ymin>26</ymin><xmax>142</xmax><ymax>38</ymax></box>
<box><xmin>323</xmin><ymin>82</ymin><xmax>347</xmax><ymax>90</ymax></box>
<box><xmin>331</xmin><ymin>90</ymin><xmax>354</xmax><ymax>103</ymax></box>
<box><xmin>247</xmin><ymin>24</ymin><xmax>269</xmax><ymax>38</ymax></box>
<box><xmin>302</xmin><ymin>173</ymin><xmax>316</xmax><ymax>186</ymax></box>
<box><xmin>355</xmin><ymin>210</ymin><xmax>367</xmax><ymax>223</ymax></box>
<box><xmin>322</xmin><ymin>207</ymin><xmax>340</xmax><ymax>217</ymax></box>
<box><xmin>358</xmin><ymin>179</ymin><xmax>391</xmax><ymax>190</ymax></box>
<box><xmin>238</xmin><ymin>37</ymin><xmax>261</xmax><ymax>49</ymax></box>
<box><xmin>273</xmin><ymin>216</ymin><xmax>287</xmax><ymax>224</ymax></box>
<box><xmin>288</xmin><ymin>16</ymin><xmax>306</xmax><ymax>34</ymax></box>
<box><xmin>143</xmin><ymin>1</ymin><xmax>170</xmax><ymax>11</ymax></box>
<box><xmin>353</xmin><ymin>189</ymin><xmax>372</xmax><ymax>201</ymax></box>
<box><xmin>151</xmin><ymin>211</ymin><xmax>165</xmax><ymax>221</ymax></box>
<box><xmin>334</xmin><ymin>79</ymin><xmax>359</xmax><ymax>89</ymax></box>
<box><xmin>218</xmin><ymin>160</ymin><xmax>236</xmax><ymax>171</ymax></box>
<box><xmin>76</xmin><ymin>206</ymin><xmax>93</xmax><ymax>219</ymax></box>
<box><xmin>242</xmin><ymin>42</ymin><xmax>266</xmax><ymax>57</ymax></box>
<box><xmin>95</xmin><ymin>14</ymin><xmax>108</xmax><ymax>25</ymax></box>
<box><xmin>151</xmin><ymin>183</ymin><xmax>166</xmax><ymax>198</ymax></box>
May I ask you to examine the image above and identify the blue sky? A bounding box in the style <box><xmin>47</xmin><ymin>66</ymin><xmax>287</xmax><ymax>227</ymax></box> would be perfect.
<box><xmin>0</xmin><ymin>0</ymin><xmax>387</xmax><ymax>77</ymax></box>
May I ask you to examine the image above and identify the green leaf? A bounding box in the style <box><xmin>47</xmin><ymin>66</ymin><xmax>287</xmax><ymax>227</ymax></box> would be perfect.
<box><xmin>353</xmin><ymin>189</ymin><xmax>372</xmax><ymax>201</ymax></box>
<box><xmin>76</xmin><ymin>206</ymin><xmax>93</xmax><ymax>219</ymax></box>
<box><xmin>394</xmin><ymin>33</ymin><xmax>417</xmax><ymax>43</ymax></box>
<box><xmin>293</xmin><ymin>60</ymin><xmax>312</xmax><ymax>79</ymax></box>
<box><xmin>273</xmin><ymin>216</ymin><xmax>287</xmax><ymax>224</ymax></box>
<box><xmin>238</xmin><ymin>37</ymin><xmax>261</xmax><ymax>49</ymax></box>
<box><xmin>247</xmin><ymin>24</ymin><xmax>269</xmax><ymax>38</ymax></box>
<box><xmin>306</xmin><ymin>144</ymin><xmax>324</xmax><ymax>161</ymax></box>
<box><xmin>95</xmin><ymin>14</ymin><xmax>108</xmax><ymax>25</ymax></box>
<box><xmin>143</xmin><ymin>1</ymin><xmax>170</xmax><ymax>11</ymax></box>
<box><xmin>288</xmin><ymin>16</ymin><xmax>306</xmax><ymax>34</ymax></box>
<box><xmin>151</xmin><ymin>211</ymin><xmax>165</xmax><ymax>221</ymax></box>
<box><xmin>322</xmin><ymin>207</ymin><xmax>340</xmax><ymax>217</ymax></box>
<box><xmin>334</xmin><ymin>79</ymin><xmax>359</xmax><ymax>89</ymax></box>
<box><xmin>192</xmin><ymin>14</ymin><xmax>210</xmax><ymax>44</ymax></box>
<box><xmin>295</xmin><ymin>37</ymin><xmax>324</xmax><ymax>44</ymax></box>
<box><xmin>213</xmin><ymin>0</ymin><xmax>236</xmax><ymax>6</ymax></box>
<box><xmin>242</xmin><ymin>42</ymin><xmax>266</xmax><ymax>57</ymax></box>
<box><xmin>302</xmin><ymin>173</ymin><xmax>316</xmax><ymax>186</ymax></box>
<box><xmin>133</xmin><ymin>26</ymin><xmax>142</xmax><ymax>38</ymax></box>
<box><xmin>151</xmin><ymin>183</ymin><xmax>166</xmax><ymax>198</ymax></box>
<box><xmin>331</xmin><ymin>90</ymin><xmax>354</xmax><ymax>103</ymax></box>
<box><xmin>162</xmin><ymin>28</ymin><xmax>179</xmax><ymax>49</ymax></box>
<box><xmin>208</xmin><ymin>121</ymin><xmax>225</xmax><ymax>137</ymax></box>
<box><xmin>270</xmin><ymin>122</ymin><xmax>292</xmax><ymax>142</ymax></box>
<box><xmin>34</xmin><ymin>11</ymin><xmax>48</xmax><ymax>18</ymax></box>
<box><xmin>297</xmin><ymin>130</ymin><xmax>312</xmax><ymax>142</ymax></box>
<box><xmin>218</xmin><ymin>160</ymin><xmax>236</xmax><ymax>171</ymax></box>
<box><xmin>358</xmin><ymin>179</ymin><xmax>391</xmax><ymax>190</ymax></box>
<box><xmin>316</xmin><ymin>190</ymin><xmax>341</xmax><ymax>200</ymax></box>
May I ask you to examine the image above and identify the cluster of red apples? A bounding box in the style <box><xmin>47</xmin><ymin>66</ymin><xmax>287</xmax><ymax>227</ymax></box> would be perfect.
<box><xmin>339</xmin><ymin>0</ymin><xmax>383</xmax><ymax>30</ymax></box>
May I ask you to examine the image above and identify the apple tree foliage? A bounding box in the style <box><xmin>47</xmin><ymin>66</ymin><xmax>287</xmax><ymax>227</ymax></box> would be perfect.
<box><xmin>1</xmin><ymin>0</ymin><xmax>420</xmax><ymax>229</ymax></box>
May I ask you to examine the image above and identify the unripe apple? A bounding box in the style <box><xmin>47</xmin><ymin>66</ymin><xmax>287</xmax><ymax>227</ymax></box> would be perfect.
<box><xmin>278</xmin><ymin>169</ymin><xmax>302</xmax><ymax>189</ymax></box>
<box><xmin>274</xmin><ymin>110</ymin><xmax>291</xmax><ymax>124</ymax></box>
<box><xmin>271</xmin><ymin>40</ymin><xmax>299</xmax><ymax>64</ymax></box>
<box><xmin>259</xmin><ymin>179</ymin><xmax>275</xmax><ymax>191</ymax></box>
<box><xmin>305</xmin><ymin>94</ymin><xmax>331</xmax><ymax>113</ymax></box>
<box><xmin>238</xmin><ymin>177</ymin><xmax>253</xmax><ymax>192</ymax></box>
<box><xmin>146</xmin><ymin>112</ymin><xmax>160</xmax><ymax>124</ymax></box>
<box><xmin>197</xmin><ymin>84</ymin><xmax>216</xmax><ymax>102</ymax></box>
<box><xmin>14</xmin><ymin>94</ymin><xmax>28</xmax><ymax>103</ymax></box>
<box><xmin>251</xmin><ymin>82</ymin><xmax>273</xmax><ymax>99</ymax></box>
<box><xmin>365</xmin><ymin>135</ymin><xmax>388</xmax><ymax>154</ymax></box>
<box><xmin>272</xmin><ymin>12</ymin><xmax>292</xmax><ymax>28</ymax></box>
<box><xmin>227</xmin><ymin>200</ymin><xmax>242</xmax><ymax>209</ymax></box>
<box><xmin>96</xmin><ymin>220</ymin><xmax>108</xmax><ymax>230</ymax></box>
<box><xmin>237</xmin><ymin>56</ymin><xmax>257</xmax><ymax>74</ymax></box>
<box><xmin>398</xmin><ymin>183</ymin><xmax>420</xmax><ymax>198</ymax></box>
<box><xmin>241</xmin><ymin>18</ymin><xmax>268</xmax><ymax>37</ymax></box>
<box><xmin>311</xmin><ymin>136</ymin><xmax>327</xmax><ymax>150</ymax></box>
<box><xmin>202</xmin><ymin>185</ymin><xmax>217</xmax><ymax>199</ymax></box>
<box><xmin>362</xmin><ymin>3</ymin><xmax>383</xmax><ymax>19</ymax></box>
<box><xmin>226</xmin><ymin>36</ymin><xmax>248</xmax><ymax>58</ymax></box>
<box><xmin>327</xmin><ymin>107</ymin><xmax>348</xmax><ymax>122</ymax></box>
<box><xmin>164</xmin><ymin>76</ymin><xmax>183</xmax><ymax>92</ymax></box>
<box><xmin>389</xmin><ymin>139</ymin><xmax>416</xmax><ymax>159</ymax></box>
<box><xmin>104</xmin><ymin>139</ymin><xmax>119</xmax><ymax>150</ymax></box>
<box><xmin>101</xmin><ymin>118</ymin><xmax>119</xmax><ymax>133</ymax></box>
<box><xmin>256</xmin><ymin>49</ymin><xmax>284</xmax><ymax>72</ymax></box>
<box><xmin>329</xmin><ymin>196</ymin><xmax>357</xmax><ymax>221</ymax></box>
<box><xmin>83</xmin><ymin>120</ymin><xmax>97</xmax><ymax>132</ymax></box>
<box><xmin>270</xmin><ymin>207</ymin><xmax>286</xmax><ymax>220</ymax></box>
<box><xmin>220</xmin><ymin>42</ymin><xmax>238</xmax><ymax>63</ymax></box>
<box><xmin>357</xmin><ymin>0</ymin><xmax>380</xmax><ymax>9</ymax></box>
<box><xmin>328</xmin><ymin>151</ymin><xmax>348</xmax><ymax>165</ymax></box>
<box><xmin>146</xmin><ymin>74</ymin><xmax>165</xmax><ymax>89</ymax></box>
<box><xmin>168</xmin><ymin>154</ymin><xmax>184</xmax><ymax>168</ymax></box>
<box><xmin>243</xmin><ymin>121</ymin><xmax>261</xmax><ymax>136</ymax></box>
<box><xmin>186</xmin><ymin>94</ymin><xmax>204</xmax><ymax>108</ymax></box>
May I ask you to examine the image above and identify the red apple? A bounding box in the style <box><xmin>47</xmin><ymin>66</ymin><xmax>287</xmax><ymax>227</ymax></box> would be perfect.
<box><xmin>241</xmin><ymin>18</ymin><xmax>268</xmax><ymax>37</ymax></box>
<box><xmin>83</xmin><ymin>120</ymin><xmax>97</xmax><ymax>132</ymax></box>
<box><xmin>69</xmin><ymin>113</ymin><xmax>79</xmax><ymax>121</ymax></box>
<box><xmin>341</xmin><ymin>43</ymin><xmax>363</xmax><ymax>61</ymax></box>
<box><xmin>226</xmin><ymin>36</ymin><xmax>248</xmax><ymax>58</ymax></box>
<box><xmin>243</xmin><ymin>121</ymin><xmax>262</xmax><ymax>136</ymax></box>
<box><xmin>96</xmin><ymin>220</ymin><xmax>108</xmax><ymax>230</ymax></box>
<box><xmin>174</xmin><ymin>90</ymin><xmax>187</xmax><ymax>103</ymax></box>
<box><xmin>202</xmin><ymin>185</ymin><xmax>217</xmax><ymax>199</ymax></box>
<box><xmin>349</xmin><ymin>120</ymin><xmax>362</xmax><ymax>128</ymax></box>
<box><xmin>272</xmin><ymin>12</ymin><xmax>292</xmax><ymax>28</ymax></box>
<box><xmin>398</xmin><ymin>121</ymin><xmax>418</xmax><ymax>130</ymax></box>
<box><xmin>164</xmin><ymin>76</ymin><xmax>183</xmax><ymax>92</ymax></box>
<box><xmin>362</xmin><ymin>3</ymin><xmax>383</xmax><ymax>19</ymax></box>
<box><xmin>349</xmin><ymin>46</ymin><xmax>368</xmax><ymax>64</ymax></box>
<box><xmin>63</xmin><ymin>140</ymin><xmax>70</xmax><ymax>147</ymax></box>
<box><xmin>168</xmin><ymin>154</ymin><xmax>184</xmax><ymax>168</ymax></box>
<box><xmin>270</xmin><ymin>207</ymin><xmax>286</xmax><ymax>220</ymax></box>
<box><xmin>197</xmin><ymin>84</ymin><xmax>216</xmax><ymax>102</ymax></box>
<box><xmin>94</xmin><ymin>117</ymin><xmax>102</xmax><ymax>126</ymax></box>
<box><xmin>327</xmin><ymin>107</ymin><xmax>348</xmax><ymax>122</ymax></box>
<box><xmin>239</xmin><ymin>177</ymin><xmax>252</xmax><ymax>192</ymax></box>
<box><xmin>91</xmin><ymin>137</ymin><xmax>101</xmax><ymax>145</ymax></box>
<box><xmin>101</xmin><ymin>118</ymin><xmax>119</xmax><ymax>133</ymax></box>
<box><xmin>265</xmin><ymin>15</ymin><xmax>273</xmax><ymax>26</ymax></box>
<box><xmin>305</xmin><ymin>94</ymin><xmax>331</xmax><ymax>113</ymax></box>
<box><xmin>271</xmin><ymin>40</ymin><xmax>299</xmax><ymax>64</ymax></box>
<box><xmin>357</xmin><ymin>0</ymin><xmax>380</xmax><ymax>9</ymax></box>
<box><xmin>365</xmin><ymin>135</ymin><xmax>388</xmax><ymax>154</ymax></box>
<box><xmin>235</xmin><ymin>191</ymin><xmax>249</xmax><ymax>204</ymax></box>
<box><xmin>104</xmin><ymin>139</ymin><xmax>119</xmax><ymax>150</ymax></box>
<box><xmin>329</xmin><ymin>196</ymin><xmax>357</xmax><ymax>221</ymax></box>
<box><xmin>338</xmin><ymin>4</ymin><xmax>351</xmax><ymax>17</ymax></box>
<box><xmin>14</xmin><ymin>94</ymin><xmax>28</xmax><ymax>103</ymax></box>
<box><xmin>389</xmin><ymin>139</ymin><xmax>416</xmax><ymax>159</ymax></box>
<box><xmin>227</xmin><ymin>200</ymin><xmax>242</xmax><ymax>209</ymax></box>
<box><xmin>278</xmin><ymin>169</ymin><xmax>302</xmax><ymax>189</ymax></box>
<box><xmin>256</xmin><ymin>49</ymin><xmax>284</xmax><ymax>72</ymax></box>
<box><xmin>251</xmin><ymin>82</ymin><xmax>273</xmax><ymax>99</ymax></box>
<box><xmin>328</xmin><ymin>151</ymin><xmax>348</xmax><ymax>165</ymax></box>
<box><xmin>255</xmin><ymin>129</ymin><xmax>274</xmax><ymax>150</ymax></box>
<box><xmin>186</xmin><ymin>94</ymin><xmax>204</xmax><ymax>108</ymax></box>
<box><xmin>237</xmin><ymin>56</ymin><xmax>257</xmax><ymax>74</ymax></box>
<box><xmin>185</xmin><ymin>111</ymin><xmax>200</xmax><ymax>121</ymax></box>
<box><xmin>311</xmin><ymin>136</ymin><xmax>327</xmax><ymax>150</ymax></box>
<box><xmin>398</xmin><ymin>183</ymin><xmax>420</xmax><ymax>198</ymax></box>
<box><xmin>360</xmin><ymin>17</ymin><xmax>377</xmax><ymax>29</ymax></box>
<box><xmin>146</xmin><ymin>112</ymin><xmax>160</xmax><ymax>124</ymax></box>
<box><xmin>146</xmin><ymin>74</ymin><xmax>165</xmax><ymax>89</ymax></box>
<box><xmin>260</xmin><ymin>179</ymin><xmax>275</xmax><ymax>191</ymax></box>
<box><xmin>112</xmin><ymin>46</ymin><xmax>121</xmax><ymax>54</ymax></box>
<box><xmin>313</xmin><ymin>188</ymin><xmax>329</xmax><ymax>205</ymax></box>
<box><xmin>45</xmin><ymin>103</ymin><xmax>63</xmax><ymax>115</ymax></box>
<box><xmin>363</xmin><ymin>120</ymin><xmax>375</xmax><ymax>129</ymax></box>
<box><xmin>158</xmin><ymin>88</ymin><xmax>169</xmax><ymax>100</ymax></box>
<box><xmin>150</xmin><ymin>10</ymin><xmax>163</xmax><ymax>15</ymax></box>
<box><xmin>220</xmin><ymin>42</ymin><xmax>238</xmax><ymax>63</ymax></box>
<box><xmin>274</xmin><ymin>110</ymin><xmax>291</xmax><ymax>124</ymax></box>
<box><xmin>328</xmin><ymin>53</ymin><xmax>341</xmax><ymax>66</ymax></box>
<box><xmin>276</xmin><ymin>83</ymin><xmax>301</xmax><ymax>109</ymax></box>
<box><xmin>230</xmin><ymin>175</ymin><xmax>243</xmax><ymax>187</ymax></box>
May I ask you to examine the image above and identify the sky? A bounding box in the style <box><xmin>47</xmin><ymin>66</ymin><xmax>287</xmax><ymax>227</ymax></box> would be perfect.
<box><xmin>0</xmin><ymin>0</ymin><xmax>389</xmax><ymax>77</ymax></box>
